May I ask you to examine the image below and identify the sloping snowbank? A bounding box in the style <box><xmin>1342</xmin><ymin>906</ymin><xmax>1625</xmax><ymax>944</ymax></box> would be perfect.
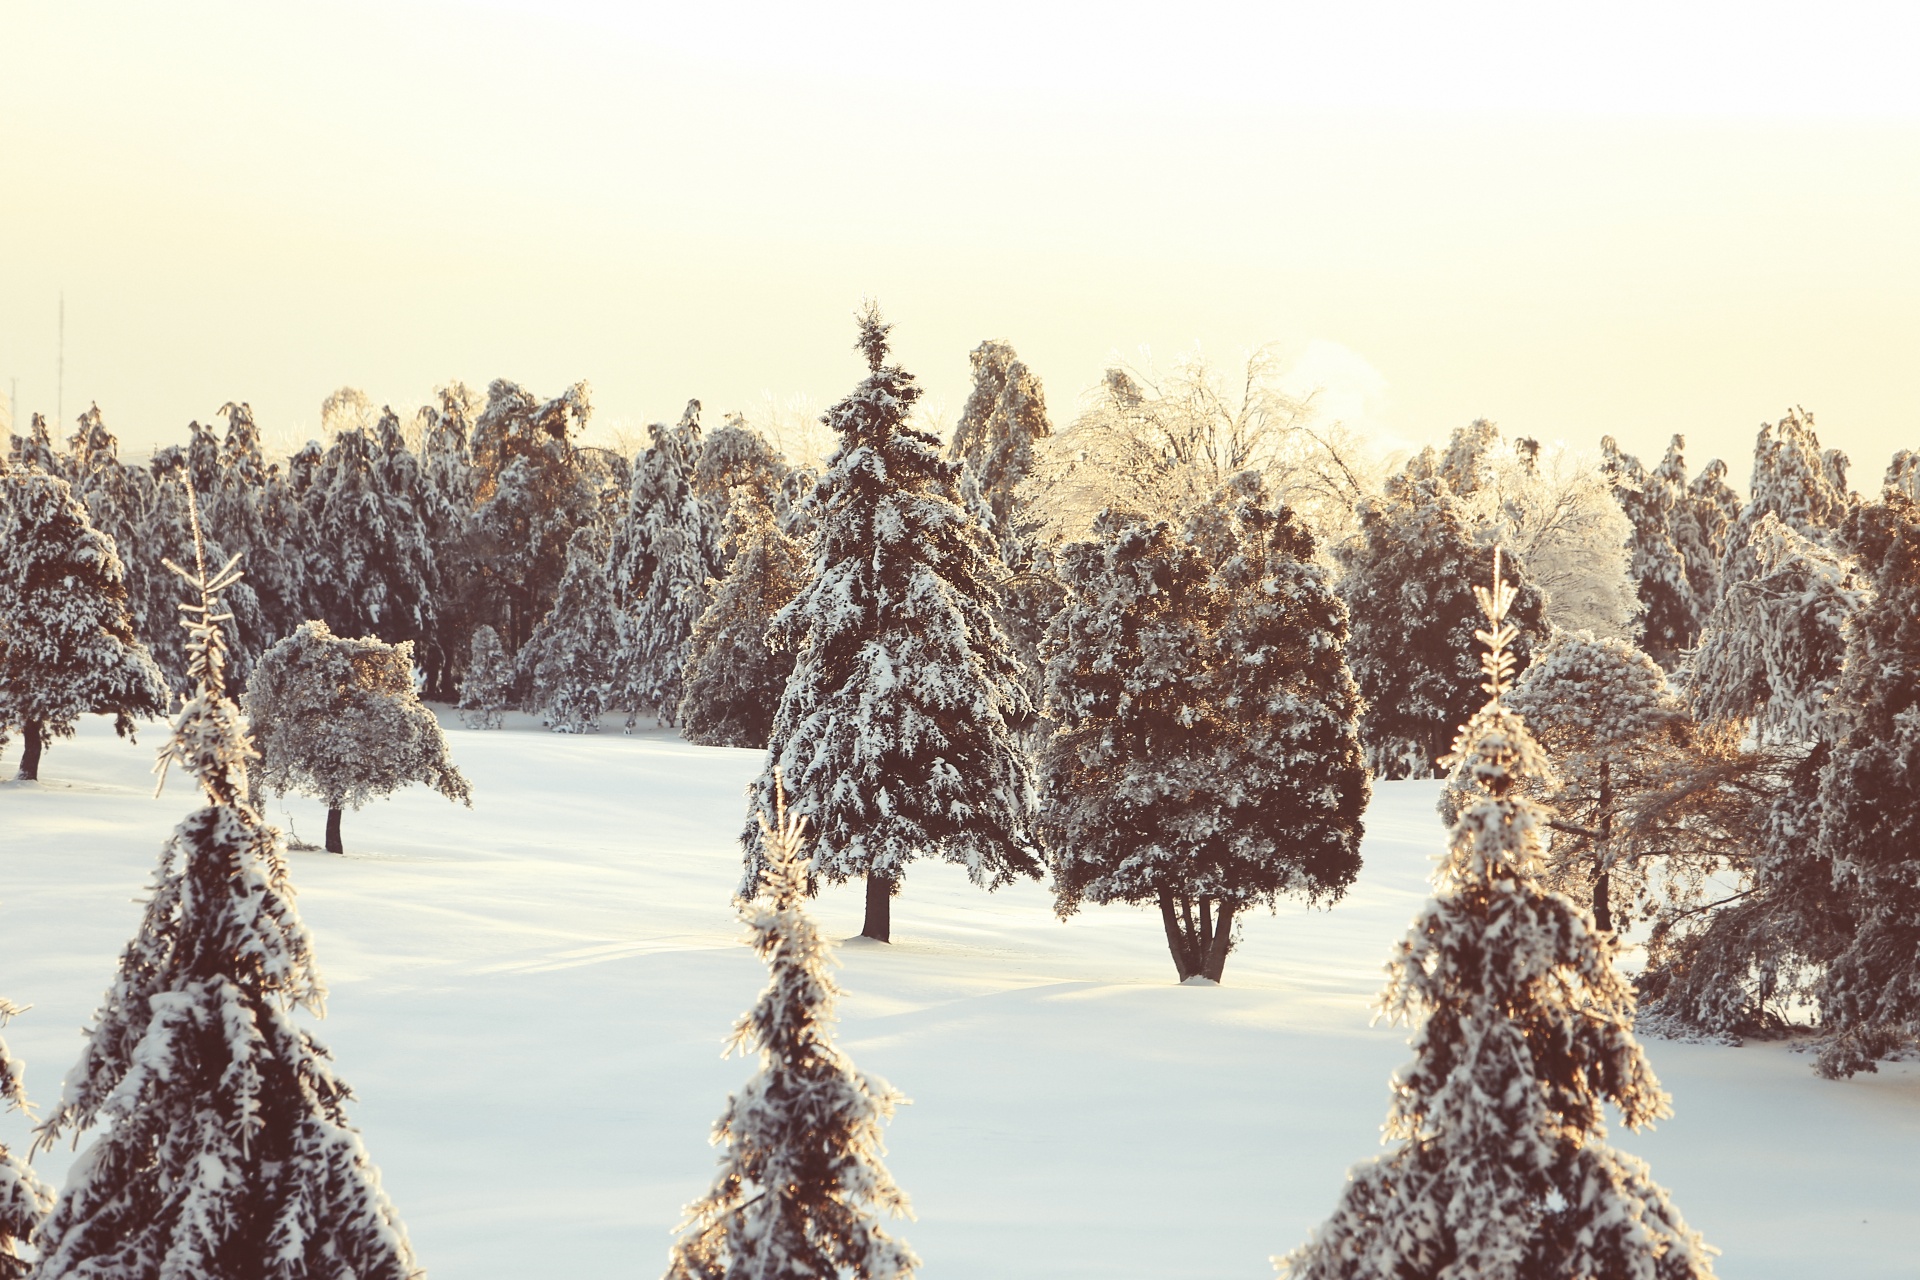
<box><xmin>2</xmin><ymin>714</ymin><xmax>1915</xmax><ymax>1278</ymax></box>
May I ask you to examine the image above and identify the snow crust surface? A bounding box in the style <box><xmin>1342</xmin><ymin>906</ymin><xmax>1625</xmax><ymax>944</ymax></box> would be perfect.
<box><xmin>2</xmin><ymin>714</ymin><xmax>1916</xmax><ymax>1278</ymax></box>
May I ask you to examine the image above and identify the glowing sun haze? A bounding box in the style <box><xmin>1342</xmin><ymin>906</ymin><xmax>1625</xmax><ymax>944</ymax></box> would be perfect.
<box><xmin>5</xmin><ymin>0</ymin><xmax>1918</xmax><ymax>482</ymax></box>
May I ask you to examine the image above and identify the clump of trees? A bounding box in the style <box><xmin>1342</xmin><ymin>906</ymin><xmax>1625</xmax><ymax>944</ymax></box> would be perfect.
<box><xmin>245</xmin><ymin>621</ymin><xmax>471</xmax><ymax>853</ymax></box>
<box><xmin>1278</xmin><ymin>557</ymin><xmax>1718</xmax><ymax>1280</ymax></box>
<box><xmin>28</xmin><ymin>523</ymin><xmax>420</xmax><ymax>1279</ymax></box>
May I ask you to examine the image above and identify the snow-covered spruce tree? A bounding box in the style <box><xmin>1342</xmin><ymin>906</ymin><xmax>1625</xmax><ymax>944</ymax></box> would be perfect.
<box><xmin>677</xmin><ymin>486</ymin><xmax>808</xmax><ymax>749</ymax></box>
<box><xmin>1602</xmin><ymin>434</ymin><xmax>1697</xmax><ymax>668</ymax></box>
<box><xmin>464</xmin><ymin>379</ymin><xmax>596</xmax><ymax>652</ymax></box>
<box><xmin>1277</xmin><ymin>553</ymin><xmax>1717</xmax><ymax>1280</ymax></box>
<box><xmin>0</xmin><ymin>466</ymin><xmax>171</xmax><ymax>781</ymax></box>
<box><xmin>1337</xmin><ymin>474</ymin><xmax>1549</xmax><ymax>778</ymax></box>
<box><xmin>419</xmin><ymin>384</ymin><xmax>483</xmax><ymax>699</ymax></box>
<box><xmin>519</xmin><ymin>526</ymin><xmax>619</xmax><ymax>734</ymax></box>
<box><xmin>1042</xmin><ymin>478</ymin><xmax>1368</xmax><ymax>982</ymax></box>
<box><xmin>0</xmin><ymin>998</ymin><xmax>52</xmax><ymax>1277</ymax></box>
<box><xmin>1811</xmin><ymin>487</ymin><xmax>1920</xmax><ymax>1077</ymax></box>
<box><xmin>1686</xmin><ymin>513</ymin><xmax>1861</xmax><ymax>745</ymax></box>
<box><xmin>457</xmin><ymin>624</ymin><xmax>514</xmax><ymax>729</ymax></box>
<box><xmin>28</xmin><ymin>514</ymin><xmax>418</xmax><ymax>1280</ymax></box>
<box><xmin>301</xmin><ymin>421</ymin><xmax>436</xmax><ymax>657</ymax></box>
<box><xmin>666</xmin><ymin>789</ymin><xmax>917</xmax><ymax>1280</ymax></box>
<box><xmin>245</xmin><ymin>621</ymin><xmax>471</xmax><ymax>854</ymax></box>
<box><xmin>948</xmin><ymin>339</ymin><xmax>1051</xmax><ymax>557</ymax></box>
<box><xmin>1715</xmin><ymin>407</ymin><xmax>1852</xmax><ymax>595</ymax></box>
<box><xmin>609</xmin><ymin>401</ymin><xmax>721</xmax><ymax>727</ymax></box>
<box><xmin>745</xmin><ymin>306</ymin><xmax>1039</xmax><ymax>942</ymax></box>
<box><xmin>205</xmin><ymin>402</ymin><xmax>311</xmax><ymax>674</ymax></box>
<box><xmin>1505</xmin><ymin>630</ymin><xmax>1688</xmax><ymax>934</ymax></box>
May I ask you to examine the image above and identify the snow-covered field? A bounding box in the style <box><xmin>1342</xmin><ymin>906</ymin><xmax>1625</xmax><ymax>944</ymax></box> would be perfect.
<box><xmin>3</xmin><ymin>714</ymin><xmax>1917</xmax><ymax>1279</ymax></box>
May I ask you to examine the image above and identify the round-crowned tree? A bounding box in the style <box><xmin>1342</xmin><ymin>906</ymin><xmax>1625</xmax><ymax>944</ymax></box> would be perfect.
<box><xmin>245</xmin><ymin>621</ymin><xmax>471</xmax><ymax>853</ymax></box>
<box><xmin>0</xmin><ymin>466</ymin><xmax>170</xmax><ymax>781</ymax></box>
<box><xmin>1042</xmin><ymin>477</ymin><xmax>1368</xmax><ymax>982</ymax></box>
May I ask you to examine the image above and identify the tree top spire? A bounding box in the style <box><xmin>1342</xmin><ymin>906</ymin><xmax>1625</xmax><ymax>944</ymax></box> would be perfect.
<box><xmin>855</xmin><ymin>299</ymin><xmax>892</xmax><ymax>371</ymax></box>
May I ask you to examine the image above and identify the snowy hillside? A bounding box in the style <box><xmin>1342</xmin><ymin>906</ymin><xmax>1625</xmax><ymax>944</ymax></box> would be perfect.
<box><xmin>3</xmin><ymin>714</ymin><xmax>1916</xmax><ymax>1279</ymax></box>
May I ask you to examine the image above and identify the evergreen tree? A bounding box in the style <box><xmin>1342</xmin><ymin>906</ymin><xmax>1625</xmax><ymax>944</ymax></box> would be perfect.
<box><xmin>465</xmin><ymin>380</ymin><xmax>596</xmax><ymax>652</ymax></box>
<box><xmin>419</xmin><ymin>385</ymin><xmax>482</xmax><ymax>699</ymax></box>
<box><xmin>457</xmin><ymin>624</ymin><xmax>514</xmax><ymax>729</ymax></box>
<box><xmin>1811</xmin><ymin>487</ymin><xmax>1920</xmax><ymax>1077</ymax></box>
<box><xmin>609</xmin><ymin>401</ymin><xmax>720</xmax><ymax>727</ymax></box>
<box><xmin>666</xmin><ymin>790</ymin><xmax>917</xmax><ymax>1280</ymax></box>
<box><xmin>301</xmin><ymin>422</ymin><xmax>436</xmax><ymax>657</ymax></box>
<box><xmin>677</xmin><ymin>487</ymin><xmax>808</xmax><ymax>749</ymax></box>
<box><xmin>245</xmin><ymin>621</ymin><xmax>471</xmax><ymax>854</ymax></box>
<box><xmin>948</xmin><ymin>339</ymin><xmax>1050</xmax><ymax>556</ymax></box>
<box><xmin>746</xmin><ymin>307</ymin><xmax>1039</xmax><ymax>943</ymax></box>
<box><xmin>1042</xmin><ymin>478</ymin><xmax>1368</xmax><ymax>982</ymax></box>
<box><xmin>1715</xmin><ymin>407</ymin><xmax>1852</xmax><ymax>594</ymax></box>
<box><xmin>1338</xmin><ymin>474</ymin><xmax>1549</xmax><ymax>778</ymax></box>
<box><xmin>0</xmin><ymin>998</ymin><xmax>51</xmax><ymax>1278</ymax></box>
<box><xmin>0</xmin><ymin>466</ymin><xmax>170</xmax><ymax>780</ymax></box>
<box><xmin>205</xmin><ymin>403</ymin><xmax>310</xmax><ymax>675</ymax></box>
<box><xmin>520</xmin><ymin>526</ymin><xmax>619</xmax><ymax>734</ymax></box>
<box><xmin>1601</xmin><ymin>435</ymin><xmax>1696</xmax><ymax>667</ymax></box>
<box><xmin>1277</xmin><ymin>554</ymin><xmax>1717</xmax><ymax>1280</ymax></box>
<box><xmin>1687</xmin><ymin>514</ymin><xmax>1861</xmax><ymax>744</ymax></box>
<box><xmin>27</xmin><ymin>516</ymin><xmax>418</xmax><ymax>1280</ymax></box>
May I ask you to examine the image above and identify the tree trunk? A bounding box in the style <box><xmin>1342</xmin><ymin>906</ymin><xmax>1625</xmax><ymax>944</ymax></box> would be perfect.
<box><xmin>325</xmin><ymin>807</ymin><xmax>344</xmax><ymax>855</ymax></box>
<box><xmin>17</xmin><ymin>721</ymin><xmax>44</xmax><ymax>781</ymax></box>
<box><xmin>861</xmin><ymin>869</ymin><xmax>894</xmax><ymax>943</ymax></box>
<box><xmin>1202</xmin><ymin>901</ymin><xmax>1238</xmax><ymax>982</ymax></box>
<box><xmin>1593</xmin><ymin>758</ymin><xmax>1614</xmax><ymax>934</ymax></box>
<box><xmin>1159</xmin><ymin>891</ymin><xmax>1198</xmax><ymax>981</ymax></box>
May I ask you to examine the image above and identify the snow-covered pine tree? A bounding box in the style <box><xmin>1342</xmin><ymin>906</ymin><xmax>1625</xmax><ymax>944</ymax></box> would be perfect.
<box><xmin>677</xmin><ymin>486</ymin><xmax>808</xmax><ymax>749</ymax></box>
<box><xmin>1277</xmin><ymin>552</ymin><xmax>1717</xmax><ymax>1280</ymax></box>
<box><xmin>205</xmin><ymin>402</ymin><xmax>310</xmax><ymax>677</ymax></box>
<box><xmin>465</xmin><ymin>379</ymin><xmax>596</xmax><ymax>652</ymax></box>
<box><xmin>419</xmin><ymin>384</ymin><xmax>483</xmax><ymax>699</ymax></box>
<box><xmin>520</xmin><ymin>525</ymin><xmax>619</xmax><ymax>734</ymax></box>
<box><xmin>1602</xmin><ymin>435</ymin><xmax>1696</xmax><ymax>667</ymax></box>
<box><xmin>666</xmin><ymin>787</ymin><xmax>917</xmax><ymax>1280</ymax></box>
<box><xmin>746</xmin><ymin>306</ymin><xmax>1039</xmax><ymax>942</ymax></box>
<box><xmin>6</xmin><ymin>414</ymin><xmax>61</xmax><ymax>475</ymax></box>
<box><xmin>948</xmin><ymin>339</ymin><xmax>1050</xmax><ymax>559</ymax></box>
<box><xmin>0</xmin><ymin>465</ymin><xmax>171</xmax><ymax>780</ymax></box>
<box><xmin>609</xmin><ymin>402</ymin><xmax>721</xmax><ymax>727</ymax></box>
<box><xmin>949</xmin><ymin>340</ymin><xmax>1060</xmax><ymax>707</ymax></box>
<box><xmin>692</xmin><ymin>416</ymin><xmax>787</xmax><ymax>515</ymax></box>
<box><xmin>245</xmin><ymin>620</ymin><xmax>471</xmax><ymax>854</ymax></box>
<box><xmin>1506</xmin><ymin>630</ymin><xmax>1689</xmax><ymax>934</ymax></box>
<box><xmin>1715</xmin><ymin>407</ymin><xmax>1853</xmax><ymax>595</ymax></box>
<box><xmin>1811</xmin><ymin>486</ymin><xmax>1920</xmax><ymax>1077</ymax></box>
<box><xmin>28</xmin><ymin>509</ymin><xmax>419</xmax><ymax>1280</ymax></box>
<box><xmin>1042</xmin><ymin>477</ymin><xmax>1368</xmax><ymax>982</ymax></box>
<box><xmin>1687</xmin><ymin>514</ymin><xmax>1861</xmax><ymax>745</ymax></box>
<box><xmin>1337</xmin><ymin>474</ymin><xmax>1549</xmax><ymax>778</ymax></box>
<box><xmin>301</xmin><ymin>421</ymin><xmax>436</xmax><ymax>657</ymax></box>
<box><xmin>457</xmin><ymin>624</ymin><xmax>514</xmax><ymax>729</ymax></box>
<box><xmin>0</xmin><ymin>997</ymin><xmax>52</xmax><ymax>1278</ymax></box>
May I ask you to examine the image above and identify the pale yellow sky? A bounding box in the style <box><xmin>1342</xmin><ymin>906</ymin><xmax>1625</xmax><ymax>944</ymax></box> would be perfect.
<box><xmin>4</xmin><ymin>1</ymin><xmax>1918</xmax><ymax>487</ymax></box>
